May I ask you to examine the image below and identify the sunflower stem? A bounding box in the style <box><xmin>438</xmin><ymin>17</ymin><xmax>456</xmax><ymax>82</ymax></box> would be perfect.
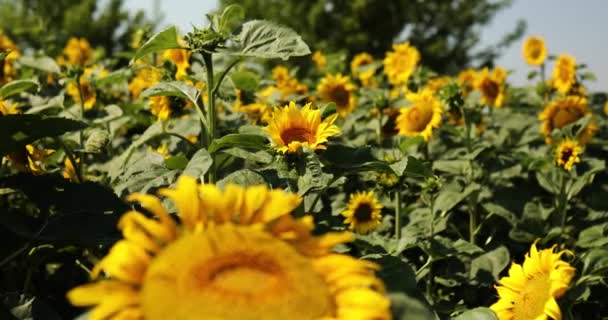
<box><xmin>76</xmin><ymin>74</ymin><xmax>86</xmax><ymax>148</ymax></box>
<box><xmin>395</xmin><ymin>190</ymin><xmax>402</xmax><ymax>239</ymax></box>
<box><xmin>540</xmin><ymin>63</ymin><xmax>546</xmax><ymax>83</ymax></box>
<box><xmin>56</xmin><ymin>138</ymin><xmax>83</xmax><ymax>183</ymax></box>
<box><xmin>202</xmin><ymin>52</ymin><xmax>216</xmax><ymax>183</ymax></box>
<box><xmin>557</xmin><ymin>171</ymin><xmax>569</xmax><ymax>234</ymax></box>
<box><xmin>376</xmin><ymin>109</ymin><xmax>383</xmax><ymax>145</ymax></box>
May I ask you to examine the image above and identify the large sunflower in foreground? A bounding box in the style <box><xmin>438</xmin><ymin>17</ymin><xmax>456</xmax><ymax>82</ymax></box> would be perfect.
<box><xmin>538</xmin><ymin>95</ymin><xmax>596</xmax><ymax>144</ymax></box>
<box><xmin>552</xmin><ymin>54</ymin><xmax>576</xmax><ymax>94</ymax></box>
<box><xmin>522</xmin><ymin>36</ymin><xmax>547</xmax><ymax>66</ymax></box>
<box><xmin>555</xmin><ymin>139</ymin><xmax>583</xmax><ymax>171</ymax></box>
<box><xmin>68</xmin><ymin>177</ymin><xmax>392</xmax><ymax>320</ymax></box>
<box><xmin>395</xmin><ymin>89</ymin><xmax>443</xmax><ymax>141</ymax></box>
<box><xmin>317</xmin><ymin>73</ymin><xmax>358</xmax><ymax>116</ymax></box>
<box><xmin>265</xmin><ymin>102</ymin><xmax>340</xmax><ymax>153</ymax></box>
<box><xmin>383</xmin><ymin>41</ymin><xmax>420</xmax><ymax>86</ymax></box>
<box><xmin>475</xmin><ymin>67</ymin><xmax>507</xmax><ymax>108</ymax></box>
<box><xmin>342</xmin><ymin>191</ymin><xmax>383</xmax><ymax>234</ymax></box>
<box><xmin>490</xmin><ymin>241</ymin><xmax>575</xmax><ymax>320</ymax></box>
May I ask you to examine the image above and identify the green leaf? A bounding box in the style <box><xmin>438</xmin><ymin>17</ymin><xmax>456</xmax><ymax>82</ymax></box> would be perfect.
<box><xmin>0</xmin><ymin>50</ymin><xmax>7</xmax><ymax>64</ymax></box>
<box><xmin>95</xmin><ymin>69</ymin><xmax>130</xmax><ymax>86</ymax></box>
<box><xmin>181</xmin><ymin>148</ymin><xmax>213</xmax><ymax>179</ymax></box>
<box><xmin>389</xmin><ymin>293</ymin><xmax>436</xmax><ymax>320</ymax></box>
<box><xmin>164</xmin><ymin>154</ymin><xmax>189</xmax><ymax>170</ymax></box>
<box><xmin>297</xmin><ymin>153</ymin><xmax>333</xmax><ymax>196</ymax></box>
<box><xmin>470</xmin><ymin>246</ymin><xmax>510</xmax><ymax>284</ymax></box>
<box><xmin>0</xmin><ymin>114</ymin><xmax>87</xmax><ymax>157</ymax></box>
<box><xmin>217</xmin><ymin>169</ymin><xmax>266</xmax><ymax>188</ymax></box>
<box><xmin>0</xmin><ymin>79</ymin><xmax>39</xmax><ymax>99</ymax></box>
<box><xmin>576</xmin><ymin>224</ymin><xmax>608</xmax><ymax>248</ymax></box>
<box><xmin>208</xmin><ymin>133</ymin><xmax>268</xmax><ymax>154</ymax></box>
<box><xmin>320</xmin><ymin>144</ymin><xmax>392</xmax><ymax>173</ymax></box>
<box><xmin>131</xmin><ymin>26</ymin><xmax>181</xmax><ymax>62</ymax></box>
<box><xmin>434</xmin><ymin>183</ymin><xmax>480</xmax><ymax>214</ymax></box>
<box><xmin>141</xmin><ymin>81</ymin><xmax>200</xmax><ymax>106</ymax></box>
<box><xmin>399</xmin><ymin>136</ymin><xmax>425</xmax><ymax>153</ymax></box>
<box><xmin>0</xmin><ymin>174</ymin><xmax>127</xmax><ymax>244</ymax></box>
<box><xmin>218</xmin><ymin>4</ymin><xmax>245</xmax><ymax>35</ymax></box>
<box><xmin>92</xmin><ymin>104</ymin><xmax>123</xmax><ymax>124</ymax></box>
<box><xmin>390</xmin><ymin>156</ymin><xmax>432</xmax><ymax>178</ymax></box>
<box><xmin>18</xmin><ymin>55</ymin><xmax>60</xmax><ymax>74</ymax></box>
<box><xmin>369</xmin><ymin>255</ymin><xmax>417</xmax><ymax>294</ymax></box>
<box><xmin>227</xmin><ymin>20</ymin><xmax>310</xmax><ymax>60</ymax></box>
<box><xmin>452</xmin><ymin>308</ymin><xmax>498</xmax><ymax>320</ymax></box>
<box><xmin>535</xmin><ymin>168</ymin><xmax>560</xmax><ymax>194</ymax></box>
<box><xmin>84</xmin><ymin>129</ymin><xmax>109</xmax><ymax>153</ymax></box>
<box><xmin>230</xmin><ymin>70</ymin><xmax>260</xmax><ymax>92</ymax></box>
<box><xmin>581</xmin><ymin>248</ymin><xmax>608</xmax><ymax>275</ymax></box>
<box><xmin>567</xmin><ymin>159</ymin><xmax>605</xmax><ymax>199</ymax></box>
<box><xmin>580</xmin><ymin>72</ymin><xmax>596</xmax><ymax>81</ymax></box>
<box><xmin>527</xmin><ymin>70</ymin><xmax>538</xmax><ymax>80</ymax></box>
<box><xmin>321</xmin><ymin>102</ymin><xmax>337</xmax><ymax>119</ymax></box>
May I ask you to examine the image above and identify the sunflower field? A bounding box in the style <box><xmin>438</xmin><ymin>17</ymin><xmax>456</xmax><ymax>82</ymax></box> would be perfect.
<box><xmin>1</xmin><ymin>3</ymin><xmax>608</xmax><ymax>320</ymax></box>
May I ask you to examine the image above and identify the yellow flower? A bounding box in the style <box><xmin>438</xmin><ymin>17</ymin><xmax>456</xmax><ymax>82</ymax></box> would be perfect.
<box><xmin>128</xmin><ymin>67</ymin><xmax>162</xmax><ymax>98</ymax></box>
<box><xmin>0</xmin><ymin>32</ymin><xmax>20</xmax><ymax>84</ymax></box>
<box><xmin>317</xmin><ymin>73</ymin><xmax>358</xmax><ymax>116</ymax></box>
<box><xmin>539</xmin><ymin>95</ymin><xmax>596</xmax><ymax>144</ymax></box>
<box><xmin>67</xmin><ymin>176</ymin><xmax>391</xmax><ymax>320</ymax></box>
<box><xmin>342</xmin><ymin>191</ymin><xmax>383</xmax><ymax>234</ymax></box>
<box><xmin>265</xmin><ymin>102</ymin><xmax>340</xmax><ymax>154</ymax></box>
<box><xmin>5</xmin><ymin>145</ymin><xmax>54</xmax><ymax>174</ymax></box>
<box><xmin>61</xmin><ymin>37</ymin><xmax>94</xmax><ymax>66</ymax></box>
<box><xmin>475</xmin><ymin>67</ymin><xmax>507</xmax><ymax>108</ymax></box>
<box><xmin>351</xmin><ymin>53</ymin><xmax>376</xmax><ymax>87</ymax></box>
<box><xmin>272</xmin><ymin>65</ymin><xmax>291</xmax><ymax>85</ymax></box>
<box><xmin>265</xmin><ymin>66</ymin><xmax>309</xmax><ymax>103</ymax></box>
<box><xmin>378</xmin><ymin>172</ymin><xmax>399</xmax><ymax>188</ymax></box>
<box><xmin>604</xmin><ymin>101</ymin><xmax>608</xmax><ymax>117</ymax></box>
<box><xmin>522</xmin><ymin>36</ymin><xmax>547</xmax><ymax>66</ymax></box>
<box><xmin>66</xmin><ymin>67</ymin><xmax>108</xmax><ymax>110</ymax></box>
<box><xmin>236</xmin><ymin>102</ymin><xmax>273</xmax><ymax>124</ymax></box>
<box><xmin>457</xmin><ymin>69</ymin><xmax>477</xmax><ymax>96</ymax></box>
<box><xmin>149</xmin><ymin>143</ymin><xmax>169</xmax><ymax>159</ymax></box>
<box><xmin>490</xmin><ymin>241</ymin><xmax>575</xmax><ymax>320</ymax></box>
<box><xmin>63</xmin><ymin>157</ymin><xmax>81</xmax><ymax>182</ymax></box>
<box><xmin>555</xmin><ymin>139</ymin><xmax>582</xmax><ymax>171</ymax></box>
<box><xmin>162</xmin><ymin>47</ymin><xmax>190</xmax><ymax>80</ymax></box>
<box><xmin>148</xmin><ymin>96</ymin><xmax>171</xmax><ymax>121</ymax></box>
<box><xmin>395</xmin><ymin>89</ymin><xmax>443</xmax><ymax>141</ymax></box>
<box><xmin>383</xmin><ymin>41</ymin><xmax>420</xmax><ymax>86</ymax></box>
<box><xmin>312</xmin><ymin>50</ymin><xmax>327</xmax><ymax>71</ymax></box>
<box><xmin>425</xmin><ymin>76</ymin><xmax>451</xmax><ymax>94</ymax></box>
<box><xmin>0</xmin><ymin>99</ymin><xmax>19</xmax><ymax>115</ymax></box>
<box><xmin>552</xmin><ymin>54</ymin><xmax>576</xmax><ymax>94</ymax></box>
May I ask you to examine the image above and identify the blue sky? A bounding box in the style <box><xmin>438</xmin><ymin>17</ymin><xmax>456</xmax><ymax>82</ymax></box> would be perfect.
<box><xmin>123</xmin><ymin>0</ymin><xmax>607</xmax><ymax>91</ymax></box>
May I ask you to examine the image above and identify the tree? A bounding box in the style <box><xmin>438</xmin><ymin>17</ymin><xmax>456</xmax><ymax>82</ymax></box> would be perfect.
<box><xmin>219</xmin><ymin>0</ymin><xmax>526</xmax><ymax>74</ymax></box>
<box><xmin>0</xmin><ymin>0</ymin><xmax>152</xmax><ymax>55</ymax></box>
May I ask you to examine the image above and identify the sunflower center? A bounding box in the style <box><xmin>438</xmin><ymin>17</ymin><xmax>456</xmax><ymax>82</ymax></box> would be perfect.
<box><xmin>560</xmin><ymin>147</ymin><xmax>574</xmax><ymax>165</ymax></box>
<box><xmin>330</xmin><ymin>86</ymin><xmax>350</xmax><ymax>108</ymax></box>
<box><xmin>406</xmin><ymin>105</ymin><xmax>433</xmax><ymax>132</ymax></box>
<box><xmin>482</xmin><ymin>80</ymin><xmax>499</xmax><ymax>100</ymax></box>
<box><xmin>353</xmin><ymin>203</ymin><xmax>373</xmax><ymax>222</ymax></box>
<box><xmin>512</xmin><ymin>272</ymin><xmax>552</xmax><ymax>320</ymax></box>
<box><xmin>280</xmin><ymin>127</ymin><xmax>314</xmax><ymax>145</ymax></box>
<box><xmin>552</xmin><ymin>108</ymin><xmax>582</xmax><ymax>129</ymax></box>
<box><xmin>141</xmin><ymin>224</ymin><xmax>332</xmax><ymax>320</ymax></box>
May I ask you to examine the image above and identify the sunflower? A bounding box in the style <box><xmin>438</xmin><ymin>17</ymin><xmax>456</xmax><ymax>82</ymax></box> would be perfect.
<box><xmin>317</xmin><ymin>73</ymin><xmax>358</xmax><ymax>116</ymax></box>
<box><xmin>538</xmin><ymin>95</ymin><xmax>596</xmax><ymax>144</ymax></box>
<box><xmin>457</xmin><ymin>69</ymin><xmax>477</xmax><ymax>96</ymax></box>
<box><xmin>383</xmin><ymin>41</ymin><xmax>420</xmax><ymax>86</ymax></box>
<box><xmin>490</xmin><ymin>241</ymin><xmax>575</xmax><ymax>320</ymax></box>
<box><xmin>475</xmin><ymin>67</ymin><xmax>507</xmax><ymax>108</ymax></box>
<box><xmin>604</xmin><ymin>101</ymin><xmax>608</xmax><ymax>117</ymax></box>
<box><xmin>264</xmin><ymin>66</ymin><xmax>308</xmax><ymax>103</ymax></box>
<box><xmin>351</xmin><ymin>53</ymin><xmax>376</xmax><ymax>87</ymax></box>
<box><xmin>265</xmin><ymin>102</ymin><xmax>340</xmax><ymax>154</ymax></box>
<box><xmin>0</xmin><ymin>32</ymin><xmax>20</xmax><ymax>84</ymax></box>
<box><xmin>395</xmin><ymin>89</ymin><xmax>443</xmax><ymax>141</ymax></box>
<box><xmin>60</xmin><ymin>37</ymin><xmax>94</xmax><ymax>66</ymax></box>
<box><xmin>67</xmin><ymin>176</ymin><xmax>392</xmax><ymax>320</ymax></box>
<box><xmin>128</xmin><ymin>66</ymin><xmax>162</xmax><ymax>98</ymax></box>
<box><xmin>66</xmin><ymin>67</ymin><xmax>108</xmax><ymax>110</ymax></box>
<box><xmin>0</xmin><ymin>99</ymin><xmax>19</xmax><ymax>115</ymax></box>
<box><xmin>5</xmin><ymin>144</ymin><xmax>54</xmax><ymax>174</ymax></box>
<box><xmin>555</xmin><ymin>139</ymin><xmax>582</xmax><ymax>171</ymax></box>
<box><xmin>312</xmin><ymin>50</ymin><xmax>327</xmax><ymax>71</ymax></box>
<box><xmin>552</xmin><ymin>54</ymin><xmax>576</xmax><ymax>94</ymax></box>
<box><xmin>148</xmin><ymin>96</ymin><xmax>171</xmax><ymax>121</ymax></box>
<box><xmin>425</xmin><ymin>76</ymin><xmax>451</xmax><ymax>94</ymax></box>
<box><xmin>342</xmin><ymin>191</ymin><xmax>383</xmax><ymax>234</ymax></box>
<box><xmin>236</xmin><ymin>102</ymin><xmax>273</xmax><ymax>124</ymax></box>
<box><xmin>63</xmin><ymin>157</ymin><xmax>81</xmax><ymax>182</ymax></box>
<box><xmin>522</xmin><ymin>36</ymin><xmax>547</xmax><ymax>66</ymax></box>
<box><xmin>162</xmin><ymin>46</ymin><xmax>190</xmax><ymax>80</ymax></box>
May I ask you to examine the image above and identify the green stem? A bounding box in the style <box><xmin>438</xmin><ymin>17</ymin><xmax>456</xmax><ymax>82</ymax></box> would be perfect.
<box><xmin>76</xmin><ymin>74</ymin><xmax>86</xmax><ymax>148</ymax></box>
<box><xmin>468</xmin><ymin>197</ymin><xmax>477</xmax><ymax>244</ymax></box>
<box><xmin>309</xmin><ymin>175</ymin><xmax>342</xmax><ymax>212</ymax></box>
<box><xmin>202</xmin><ymin>53</ymin><xmax>216</xmax><ymax>183</ymax></box>
<box><xmin>57</xmin><ymin>138</ymin><xmax>83</xmax><ymax>183</ymax></box>
<box><xmin>376</xmin><ymin>109</ymin><xmax>383</xmax><ymax>145</ymax></box>
<box><xmin>395</xmin><ymin>190</ymin><xmax>402</xmax><ymax>239</ymax></box>
<box><xmin>540</xmin><ymin>63</ymin><xmax>546</xmax><ymax>83</ymax></box>
<box><xmin>557</xmin><ymin>172</ymin><xmax>568</xmax><ymax>233</ymax></box>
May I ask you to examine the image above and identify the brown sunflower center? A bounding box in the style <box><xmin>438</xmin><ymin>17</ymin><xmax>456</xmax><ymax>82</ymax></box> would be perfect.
<box><xmin>560</xmin><ymin>147</ymin><xmax>574</xmax><ymax>165</ymax></box>
<box><xmin>512</xmin><ymin>272</ymin><xmax>552</xmax><ymax>320</ymax></box>
<box><xmin>330</xmin><ymin>86</ymin><xmax>350</xmax><ymax>108</ymax></box>
<box><xmin>406</xmin><ymin>105</ymin><xmax>433</xmax><ymax>132</ymax></box>
<box><xmin>280</xmin><ymin>127</ymin><xmax>314</xmax><ymax>145</ymax></box>
<box><xmin>482</xmin><ymin>80</ymin><xmax>499</xmax><ymax>100</ymax></box>
<box><xmin>353</xmin><ymin>203</ymin><xmax>373</xmax><ymax>222</ymax></box>
<box><xmin>552</xmin><ymin>108</ymin><xmax>582</xmax><ymax>129</ymax></box>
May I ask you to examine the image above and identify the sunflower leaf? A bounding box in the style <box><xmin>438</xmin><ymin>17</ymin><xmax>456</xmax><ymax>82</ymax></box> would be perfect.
<box><xmin>225</xmin><ymin>20</ymin><xmax>310</xmax><ymax>60</ymax></box>
<box><xmin>131</xmin><ymin>26</ymin><xmax>181</xmax><ymax>62</ymax></box>
<box><xmin>452</xmin><ymin>307</ymin><xmax>498</xmax><ymax>320</ymax></box>
<box><xmin>0</xmin><ymin>79</ymin><xmax>39</xmax><ymax>99</ymax></box>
